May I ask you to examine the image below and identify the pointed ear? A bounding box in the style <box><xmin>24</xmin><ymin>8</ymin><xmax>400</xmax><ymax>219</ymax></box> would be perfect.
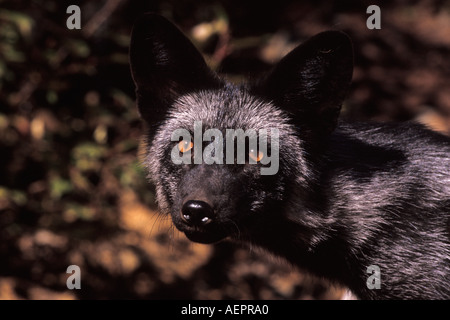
<box><xmin>129</xmin><ymin>14</ymin><xmax>222</xmax><ymax>123</ymax></box>
<box><xmin>253</xmin><ymin>31</ymin><xmax>353</xmax><ymax>136</ymax></box>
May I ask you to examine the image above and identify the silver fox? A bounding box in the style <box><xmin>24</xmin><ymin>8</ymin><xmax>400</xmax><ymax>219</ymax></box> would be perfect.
<box><xmin>129</xmin><ymin>14</ymin><xmax>450</xmax><ymax>299</ymax></box>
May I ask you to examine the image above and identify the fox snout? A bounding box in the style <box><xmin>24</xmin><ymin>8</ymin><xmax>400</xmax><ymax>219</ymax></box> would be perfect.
<box><xmin>168</xmin><ymin>165</ymin><xmax>241</xmax><ymax>243</ymax></box>
<box><xmin>173</xmin><ymin>196</ymin><xmax>230</xmax><ymax>244</ymax></box>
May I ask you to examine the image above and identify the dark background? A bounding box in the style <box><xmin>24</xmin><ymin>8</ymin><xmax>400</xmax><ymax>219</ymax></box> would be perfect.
<box><xmin>1</xmin><ymin>0</ymin><xmax>449</xmax><ymax>299</ymax></box>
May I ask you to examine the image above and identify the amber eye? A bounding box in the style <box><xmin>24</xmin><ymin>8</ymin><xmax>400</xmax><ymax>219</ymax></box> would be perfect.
<box><xmin>249</xmin><ymin>149</ymin><xmax>264</xmax><ymax>162</ymax></box>
<box><xmin>178</xmin><ymin>140</ymin><xmax>194</xmax><ymax>153</ymax></box>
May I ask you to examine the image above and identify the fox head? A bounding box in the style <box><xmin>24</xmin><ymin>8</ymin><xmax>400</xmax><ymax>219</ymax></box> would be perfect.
<box><xmin>129</xmin><ymin>14</ymin><xmax>353</xmax><ymax>244</ymax></box>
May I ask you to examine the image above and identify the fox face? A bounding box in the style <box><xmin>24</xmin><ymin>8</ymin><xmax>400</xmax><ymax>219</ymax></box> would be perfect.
<box><xmin>146</xmin><ymin>89</ymin><xmax>295</xmax><ymax>244</ymax></box>
<box><xmin>129</xmin><ymin>13</ymin><xmax>353</xmax><ymax>245</ymax></box>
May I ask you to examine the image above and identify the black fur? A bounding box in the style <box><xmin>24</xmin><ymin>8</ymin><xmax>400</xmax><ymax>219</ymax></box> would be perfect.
<box><xmin>130</xmin><ymin>14</ymin><xmax>450</xmax><ymax>299</ymax></box>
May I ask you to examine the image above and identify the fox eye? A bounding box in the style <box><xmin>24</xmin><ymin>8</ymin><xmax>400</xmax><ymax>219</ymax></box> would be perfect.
<box><xmin>178</xmin><ymin>140</ymin><xmax>194</xmax><ymax>153</ymax></box>
<box><xmin>249</xmin><ymin>148</ymin><xmax>264</xmax><ymax>162</ymax></box>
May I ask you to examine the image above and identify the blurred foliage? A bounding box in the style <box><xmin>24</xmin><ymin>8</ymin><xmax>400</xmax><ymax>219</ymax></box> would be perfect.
<box><xmin>0</xmin><ymin>0</ymin><xmax>449</xmax><ymax>300</ymax></box>
<box><xmin>0</xmin><ymin>0</ymin><xmax>145</xmax><ymax>218</ymax></box>
<box><xmin>0</xmin><ymin>0</ymin><xmax>153</xmax><ymax>298</ymax></box>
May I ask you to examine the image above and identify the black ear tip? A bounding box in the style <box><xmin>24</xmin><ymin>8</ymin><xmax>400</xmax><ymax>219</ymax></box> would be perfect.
<box><xmin>133</xmin><ymin>12</ymin><xmax>169</xmax><ymax>26</ymax></box>
<box><xmin>131</xmin><ymin>13</ymin><xmax>174</xmax><ymax>39</ymax></box>
<box><xmin>310</xmin><ymin>30</ymin><xmax>353</xmax><ymax>53</ymax></box>
<box><xmin>316</xmin><ymin>30</ymin><xmax>352</xmax><ymax>40</ymax></box>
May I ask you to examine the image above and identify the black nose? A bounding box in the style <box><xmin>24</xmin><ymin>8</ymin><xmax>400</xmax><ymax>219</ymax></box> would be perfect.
<box><xmin>181</xmin><ymin>200</ymin><xmax>214</xmax><ymax>227</ymax></box>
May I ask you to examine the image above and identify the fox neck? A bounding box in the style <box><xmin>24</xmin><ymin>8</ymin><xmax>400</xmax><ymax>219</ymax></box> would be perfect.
<box><xmin>237</xmin><ymin>201</ymin><xmax>373</xmax><ymax>299</ymax></box>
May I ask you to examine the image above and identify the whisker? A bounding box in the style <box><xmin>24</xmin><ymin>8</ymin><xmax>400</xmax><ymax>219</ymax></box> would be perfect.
<box><xmin>149</xmin><ymin>212</ymin><xmax>165</xmax><ymax>237</ymax></box>
<box><xmin>226</xmin><ymin>218</ymin><xmax>241</xmax><ymax>240</ymax></box>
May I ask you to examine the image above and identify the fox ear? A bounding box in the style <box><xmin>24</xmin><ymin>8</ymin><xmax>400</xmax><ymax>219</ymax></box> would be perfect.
<box><xmin>253</xmin><ymin>31</ymin><xmax>353</xmax><ymax>136</ymax></box>
<box><xmin>130</xmin><ymin>14</ymin><xmax>222</xmax><ymax>123</ymax></box>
